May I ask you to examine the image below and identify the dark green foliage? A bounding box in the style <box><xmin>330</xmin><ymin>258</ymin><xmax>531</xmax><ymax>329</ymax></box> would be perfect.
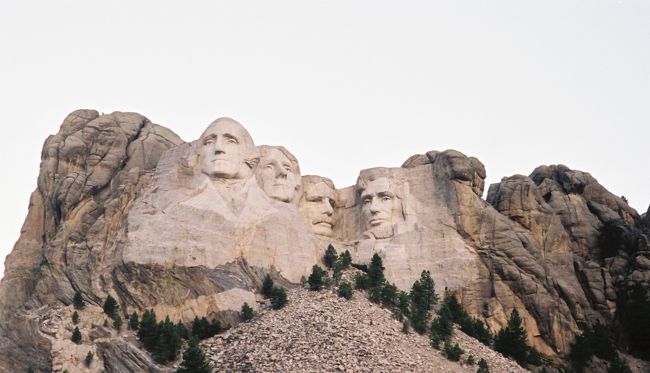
<box><xmin>129</xmin><ymin>312</ymin><xmax>139</xmax><ymax>331</ymax></box>
<box><xmin>85</xmin><ymin>351</ymin><xmax>94</xmax><ymax>367</ymax></box>
<box><xmin>176</xmin><ymin>336</ymin><xmax>211</xmax><ymax>373</ymax></box>
<box><xmin>337</xmin><ymin>281</ymin><xmax>353</xmax><ymax>300</ymax></box>
<box><xmin>241</xmin><ymin>302</ymin><xmax>254</xmax><ymax>321</ymax></box>
<box><xmin>367</xmin><ymin>254</ymin><xmax>385</xmax><ymax>288</ymax></box>
<box><xmin>354</xmin><ymin>273</ymin><xmax>369</xmax><ymax>290</ymax></box>
<box><xmin>71</xmin><ymin>326</ymin><xmax>82</xmax><ymax>344</ymax></box>
<box><xmin>477</xmin><ymin>358</ymin><xmax>490</xmax><ymax>373</ymax></box>
<box><xmin>442</xmin><ymin>291</ymin><xmax>492</xmax><ymax>345</ymax></box>
<box><xmin>351</xmin><ymin>263</ymin><xmax>368</xmax><ymax>272</ymax></box>
<box><xmin>103</xmin><ymin>319</ymin><xmax>109</xmax><ymax>327</ymax></box>
<box><xmin>209</xmin><ymin>319</ymin><xmax>221</xmax><ymax>336</ymax></box>
<box><xmin>72</xmin><ymin>311</ymin><xmax>79</xmax><ymax>325</ymax></box>
<box><xmin>73</xmin><ymin>290</ymin><xmax>85</xmax><ymax>310</ymax></box>
<box><xmin>380</xmin><ymin>282</ymin><xmax>398</xmax><ymax>307</ymax></box>
<box><xmin>339</xmin><ymin>250</ymin><xmax>352</xmax><ymax>269</ymax></box>
<box><xmin>398</xmin><ymin>291</ymin><xmax>410</xmax><ymax>317</ymax></box>
<box><xmin>494</xmin><ymin>309</ymin><xmax>529</xmax><ymax>365</ymax></box>
<box><xmin>261</xmin><ymin>274</ymin><xmax>274</xmax><ymax>298</ymax></box>
<box><xmin>368</xmin><ymin>286</ymin><xmax>382</xmax><ymax>304</ymax></box>
<box><xmin>102</xmin><ymin>295</ymin><xmax>118</xmax><ymax>318</ymax></box>
<box><xmin>271</xmin><ymin>286</ymin><xmax>288</xmax><ymax>309</ymax></box>
<box><xmin>176</xmin><ymin>322</ymin><xmax>189</xmax><ymax>340</ymax></box>
<box><xmin>308</xmin><ymin>265</ymin><xmax>326</xmax><ymax>291</ymax></box>
<box><xmin>410</xmin><ymin>270</ymin><xmax>438</xmax><ymax>311</ymax></box>
<box><xmin>153</xmin><ymin>316</ymin><xmax>182</xmax><ymax>362</ymax></box>
<box><xmin>324</xmin><ymin>244</ymin><xmax>338</xmax><ymax>268</ymax></box>
<box><xmin>410</xmin><ymin>307</ymin><xmax>428</xmax><ymax>334</ymax></box>
<box><xmin>598</xmin><ymin>219</ymin><xmax>642</xmax><ymax>259</ymax></box>
<box><xmin>570</xmin><ymin>323</ymin><xmax>620</xmax><ymax>372</ymax></box>
<box><xmin>443</xmin><ymin>340</ymin><xmax>463</xmax><ymax>361</ymax></box>
<box><xmin>402</xmin><ymin>320</ymin><xmax>409</xmax><ymax>334</ymax></box>
<box><xmin>466</xmin><ymin>354</ymin><xmax>475</xmax><ymax>365</ymax></box>
<box><xmin>461</xmin><ymin>317</ymin><xmax>493</xmax><ymax>346</ymax></box>
<box><xmin>409</xmin><ymin>270</ymin><xmax>438</xmax><ymax>335</ymax></box>
<box><xmin>430</xmin><ymin>304</ymin><xmax>454</xmax><ymax>346</ymax></box>
<box><xmin>138</xmin><ymin>309</ymin><xmax>158</xmax><ymax>350</ymax></box>
<box><xmin>113</xmin><ymin>315</ymin><xmax>123</xmax><ymax>331</ymax></box>
<box><xmin>26</xmin><ymin>368</ymin><xmax>34</xmax><ymax>373</ymax></box>
<box><xmin>332</xmin><ymin>261</ymin><xmax>343</xmax><ymax>284</ymax></box>
<box><xmin>608</xmin><ymin>356</ymin><xmax>632</xmax><ymax>373</ymax></box>
<box><xmin>618</xmin><ymin>283</ymin><xmax>650</xmax><ymax>358</ymax></box>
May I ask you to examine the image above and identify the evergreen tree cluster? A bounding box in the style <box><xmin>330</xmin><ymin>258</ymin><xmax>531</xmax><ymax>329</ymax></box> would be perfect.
<box><xmin>260</xmin><ymin>274</ymin><xmax>288</xmax><ymax>310</ymax></box>
<box><xmin>409</xmin><ymin>270</ymin><xmax>438</xmax><ymax>334</ymax></box>
<box><xmin>617</xmin><ymin>283</ymin><xmax>650</xmax><ymax>359</ymax></box>
<box><xmin>240</xmin><ymin>303</ymin><xmax>255</xmax><ymax>321</ymax></box>
<box><xmin>176</xmin><ymin>336</ymin><xmax>211</xmax><ymax>373</ymax></box>
<box><xmin>569</xmin><ymin>323</ymin><xmax>631</xmax><ymax>373</ymax></box>
<box><xmin>135</xmin><ymin>309</ymin><xmax>223</xmax><ymax>363</ymax></box>
<box><xmin>441</xmin><ymin>291</ymin><xmax>492</xmax><ymax>346</ymax></box>
<box><xmin>493</xmin><ymin>309</ymin><xmax>541</xmax><ymax>367</ymax></box>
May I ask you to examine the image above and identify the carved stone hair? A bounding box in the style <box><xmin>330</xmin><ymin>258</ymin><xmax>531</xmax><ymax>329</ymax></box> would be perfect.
<box><xmin>258</xmin><ymin>145</ymin><xmax>301</xmax><ymax>175</ymax></box>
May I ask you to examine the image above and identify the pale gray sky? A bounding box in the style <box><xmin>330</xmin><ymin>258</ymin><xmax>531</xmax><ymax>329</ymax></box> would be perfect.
<box><xmin>1</xmin><ymin>1</ymin><xmax>649</xmax><ymax>279</ymax></box>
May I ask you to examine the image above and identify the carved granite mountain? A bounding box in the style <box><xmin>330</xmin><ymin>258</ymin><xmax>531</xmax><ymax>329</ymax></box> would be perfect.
<box><xmin>0</xmin><ymin>110</ymin><xmax>648</xmax><ymax>372</ymax></box>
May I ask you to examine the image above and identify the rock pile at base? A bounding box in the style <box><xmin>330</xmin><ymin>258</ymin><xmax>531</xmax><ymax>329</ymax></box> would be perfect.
<box><xmin>202</xmin><ymin>287</ymin><xmax>528</xmax><ymax>373</ymax></box>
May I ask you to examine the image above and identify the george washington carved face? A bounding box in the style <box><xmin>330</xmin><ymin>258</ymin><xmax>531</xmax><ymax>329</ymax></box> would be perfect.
<box><xmin>199</xmin><ymin>118</ymin><xmax>258</xmax><ymax>180</ymax></box>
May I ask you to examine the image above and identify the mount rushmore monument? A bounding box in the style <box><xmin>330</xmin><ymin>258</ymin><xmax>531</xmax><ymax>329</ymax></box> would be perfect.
<box><xmin>0</xmin><ymin>110</ymin><xmax>647</xmax><ymax>372</ymax></box>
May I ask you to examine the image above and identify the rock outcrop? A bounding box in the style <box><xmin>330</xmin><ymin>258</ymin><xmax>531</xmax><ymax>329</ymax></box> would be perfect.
<box><xmin>0</xmin><ymin>110</ymin><xmax>647</xmax><ymax>372</ymax></box>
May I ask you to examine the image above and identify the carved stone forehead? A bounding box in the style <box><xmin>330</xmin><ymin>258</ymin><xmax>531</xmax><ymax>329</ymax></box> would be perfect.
<box><xmin>259</xmin><ymin>145</ymin><xmax>300</xmax><ymax>174</ymax></box>
<box><xmin>200</xmin><ymin>117</ymin><xmax>255</xmax><ymax>148</ymax></box>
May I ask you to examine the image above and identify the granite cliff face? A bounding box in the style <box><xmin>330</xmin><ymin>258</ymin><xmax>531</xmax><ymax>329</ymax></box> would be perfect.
<box><xmin>0</xmin><ymin>111</ymin><xmax>647</xmax><ymax>372</ymax></box>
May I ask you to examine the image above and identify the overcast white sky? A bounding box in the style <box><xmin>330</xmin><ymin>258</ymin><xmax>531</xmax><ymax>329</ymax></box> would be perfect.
<box><xmin>1</xmin><ymin>1</ymin><xmax>649</xmax><ymax>279</ymax></box>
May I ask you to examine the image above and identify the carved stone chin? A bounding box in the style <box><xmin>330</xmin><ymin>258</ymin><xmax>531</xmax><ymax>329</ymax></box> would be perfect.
<box><xmin>256</xmin><ymin>146</ymin><xmax>301</xmax><ymax>204</ymax></box>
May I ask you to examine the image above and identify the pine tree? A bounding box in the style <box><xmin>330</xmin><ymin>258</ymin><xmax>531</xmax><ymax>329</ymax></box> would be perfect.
<box><xmin>192</xmin><ymin>317</ymin><xmax>210</xmax><ymax>340</ymax></box>
<box><xmin>103</xmin><ymin>295</ymin><xmax>118</xmax><ymax>318</ymax></box>
<box><xmin>402</xmin><ymin>320</ymin><xmax>410</xmax><ymax>334</ymax></box>
<box><xmin>241</xmin><ymin>302</ymin><xmax>254</xmax><ymax>321</ymax></box>
<box><xmin>176</xmin><ymin>336</ymin><xmax>211</xmax><ymax>373</ymax></box>
<box><xmin>138</xmin><ymin>309</ymin><xmax>158</xmax><ymax>350</ymax></box>
<box><xmin>176</xmin><ymin>322</ymin><xmax>189</xmax><ymax>340</ymax></box>
<box><xmin>494</xmin><ymin>309</ymin><xmax>529</xmax><ymax>365</ymax></box>
<box><xmin>73</xmin><ymin>290</ymin><xmax>85</xmax><ymax>310</ymax></box>
<box><xmin>443</xmin><ymin>340</ymin><xmax>464</xmax><ymax>361</ymax></box>
<box><xmin>261</xmin><ymin>274</ymin><xmax>274</xmax><ymax>298</ymax></box>
<box><xmin>339</xmin><ymin>250</ymin><xmax>352</xmax><ymax>269</ymax></box>
<box><xmin>410</xmin><ymin>270</ymin><xmax>438</xmax><ymax>313</ymax></box>
<box><xmin>308</xmin><ymin>265</ymin><xmax>326</xmax><ymax>291</ymax></box>
<box><xmin>271</xmin><ymin>286</ymin><xmax>288</xmax><ymax>309</ymax></box>
<box><xmin>209</xmin><ymin>319</ymin><xmax>221</xmax><ymax>337</ymax></box>
<box><xmin>367</xmin><ymin>254</ymin><xmax>385</xmax><ymax>288</ymax></box>
<box><xmin>129</xmin><ymin>311</ymin><xmax>139</xmax><ymax>331</ymax></box>
<box><xmin>113</xmin><ymin>315</ymin><xmax>122</xmax><ymax>331</ymax></box>
<box><xmin>71</xmin><ymin>326</ymin><xmax>82</xmax><ymax>344</ymax></box>
<box><xmin>154</xmin><ymin>316</ymin><xmax>181</xmax><ymax>362</ymax></box>
<box><xmin>72</xmin><ymin>311</ymin><xmax>79</xmax><ymax>325</ymax></box>
<box><xmin>477</xmin><ymin>358</ymin><xmax>490</xmax><ymax>373</ymax></box>
<box><xmin>324</xmin><ymin>244</ymin><xmax>338</xmax><ymax>268</ymax></box>
<box><xmin>85</xmin><ymin>351</ymin><xmax>94</xmax><ymax>367</ymax></box>
<box><xmin>430</xmin><ymin>304</ymin><xmax>454</xmax><ymax>341</ymax></box>
<box><xmin>337</xmin><ymin>281</ymin><xmax>353</xmax><ymax>300</ymax></box>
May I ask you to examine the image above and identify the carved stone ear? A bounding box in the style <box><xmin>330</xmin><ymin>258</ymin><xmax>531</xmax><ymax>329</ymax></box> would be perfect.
<box><xmin>245</xmin><ymin>156</ymin><xmax>260</xmax><ymax>170</ymax></box>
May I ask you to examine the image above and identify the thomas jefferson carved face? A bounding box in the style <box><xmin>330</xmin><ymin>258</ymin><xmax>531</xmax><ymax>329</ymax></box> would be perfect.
<box><xmin>299</xmin><ymin>177</ymin><xmax>336</xmax><ymax>237</ymax></box>
<box><xmin>199</xmin><ymin>118</ymin><xmax>257</xmax><ymax>180</ymax></box>
<box><xmin>257</xmin><ymin>146</ymin><xmax>301</xmax><ymax>203</ymax></box>
<box><xmin>359</xmin><ymin>177</ymin><xmax>404</xmax><ymax>233</ymax></box>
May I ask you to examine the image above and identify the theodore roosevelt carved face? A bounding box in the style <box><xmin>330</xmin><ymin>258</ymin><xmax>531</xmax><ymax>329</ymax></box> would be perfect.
<box><xmin>299</xmin><ymin>176</ymin><xmax>336</xmax><ymax>237</ymax></box>
<box><xmin>256</xmin><ymin>146</ymin><xmax>301</xmax><ymax>203</ymax></box>
<box><xmin>199</xmin><ymin>118</ymin><xmax>258</xmax><ymax>180</ymax></box>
